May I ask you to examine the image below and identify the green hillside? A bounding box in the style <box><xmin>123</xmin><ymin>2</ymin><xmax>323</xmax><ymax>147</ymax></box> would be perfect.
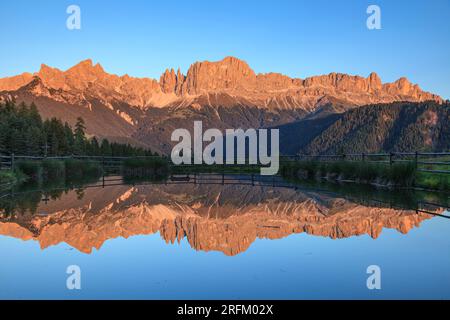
<box><xmin>279</xmin><ymin>101</ymin><xmax>450</xmax><ymax>155</ymax></box>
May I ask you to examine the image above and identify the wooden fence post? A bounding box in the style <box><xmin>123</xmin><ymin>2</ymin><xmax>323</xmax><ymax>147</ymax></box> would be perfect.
<box><xmin>11</xmin><ymin>153</ymin><xmax>15</xmax><ymax>171</ymax></box>
<box><xmin>415</xmin><ymin>151</ymin><xmax>418</xmax><ymax>169</ymax></box>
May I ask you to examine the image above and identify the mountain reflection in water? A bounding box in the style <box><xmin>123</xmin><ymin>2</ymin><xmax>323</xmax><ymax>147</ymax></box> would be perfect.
<box><xmin>0</xmin><ymin>176</ymin><xmax>446</xmax><ymax>255</ymax></box>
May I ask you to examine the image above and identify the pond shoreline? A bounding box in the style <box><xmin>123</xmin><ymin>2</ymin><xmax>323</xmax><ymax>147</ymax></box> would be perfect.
<box><xmin>280</xmin><ymin>160</ymin><xmax>450</xmax><ymax>193</ymax></box>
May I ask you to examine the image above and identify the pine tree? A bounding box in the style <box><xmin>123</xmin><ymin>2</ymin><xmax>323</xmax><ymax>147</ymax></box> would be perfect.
<box><xmin>100</xmin><ymin>139</ymin><xmax>112</xmax><ymax>156</ymax></box>
<box><xmin>64</xmin><ymin>122</ymin><xmax>74</xmax><ymax>155</ymax></box>
<box><xmin>90</xmin><ymin>137</ymin><xmax>100</xmax><ymax>156</ymax></box>
<box><xmin>73</xmin><ymin>117</ymin><xmax>87</xmax><ymax>155</ymax></box>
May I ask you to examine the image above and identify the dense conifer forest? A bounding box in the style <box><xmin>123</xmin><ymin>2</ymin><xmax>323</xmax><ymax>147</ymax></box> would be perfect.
<box><xmin>0</xmin><ymin>101</ymin><xmax>155</xmax><ymax>157</ymax></box>
<box><xmin>279</xmin><ymin>101</ymin><xmax>450</xmax><ymax>155</ymax></box>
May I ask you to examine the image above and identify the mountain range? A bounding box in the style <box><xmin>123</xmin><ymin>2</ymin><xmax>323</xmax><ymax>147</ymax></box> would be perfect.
<box><xmin>0</xmin><ymin>57</ymin><xmax>445</xmax><ymax>154</ymax></box>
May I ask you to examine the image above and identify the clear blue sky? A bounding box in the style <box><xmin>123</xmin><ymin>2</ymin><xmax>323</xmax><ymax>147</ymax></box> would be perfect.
<box><xmin>1</xmin><ymin>0</ymin><xmax>449</xmax><ymax>98</ymax></box>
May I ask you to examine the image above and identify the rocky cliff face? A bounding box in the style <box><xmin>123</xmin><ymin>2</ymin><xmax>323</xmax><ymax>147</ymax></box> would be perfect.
<box><xmin>0</xmin><ymin>183</ymin><xmax>437</xmax><ymax>255</ymax></box>
<box><xmin>0</xmin><ymin>57</ymin><xmax>442</xmax><ymax>111</ymax></box>
<box><xmin>4</xmin><ymin>59</ymin><xmax>163</xmax><ymax>108</ymax></box>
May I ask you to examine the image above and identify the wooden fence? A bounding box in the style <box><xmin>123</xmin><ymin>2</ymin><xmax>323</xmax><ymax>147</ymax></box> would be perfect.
<box><xmin>280</xmin><ymin>152</ymin><xmax>450</xmax><ymax>175</ymax></box>
<box><xmin>1</xmin><ymin>152</ymin><xmax>450</xmax><ymax>175</ymax></box>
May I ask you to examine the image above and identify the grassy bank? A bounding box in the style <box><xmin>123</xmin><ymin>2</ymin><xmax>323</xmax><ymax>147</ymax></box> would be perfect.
<box><xmin>280</xmin><ymin>160</ymin><xmax>418</xmax><ymax>188</ymax></box>
<box><xmin>415</xmin><ymin>155</ymin><xmax>450</xmax><ymax>191</ymax></box>
<box><xmin>0</xmin><ymin>170</ymin><xmax>25</xmax><ymax>187</ymax></box>
<box><xmin>416</xmin><ymin>171</ymin><xmax>450</xmax><ymax>191</ymax></box>
<box><xmin>64</xmin><ymin>159</ymin><xmax>103</xmax><ymax>179</ymax></box>
<box><xmin>3</xmin><ymin>159</ymin><xmax>103</xmax><ymax>187</ymax></box>
<box><xmin>2</xmin><ymin>156</ymin><xmax>170</xmax><ymax>188</ymax></box>
<box><xmin>122</xmin><ymin>157</ymin><xmax>169</xmax><ymax>179</ymax></box>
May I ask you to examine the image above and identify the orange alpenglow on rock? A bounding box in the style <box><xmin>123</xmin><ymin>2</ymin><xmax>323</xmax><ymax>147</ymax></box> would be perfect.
<box><xmin>0</xmin><ymin>56</ymin><xmax>442</xmax><ymax>110</ymax></box>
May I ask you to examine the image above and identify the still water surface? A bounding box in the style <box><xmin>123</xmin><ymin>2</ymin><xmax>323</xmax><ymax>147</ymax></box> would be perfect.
<box><xmin>0</xmin><ymin>175</ymin><xmax>449</xmax><ymax>299</ymax></box>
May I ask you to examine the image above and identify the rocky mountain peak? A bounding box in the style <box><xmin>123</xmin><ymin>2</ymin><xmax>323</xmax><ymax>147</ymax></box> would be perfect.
<box><xmin>367</xmin><ymin>72</ymin><xmax>382</xmax><ymax>90</ymax></box>
<box><xmin>180</xmin><ymin>56</ymin><xmax>257</xmax><ymax>95</ymax></box>
<box><xmin>0</xmin><ymin>57</ymin><xmax>443</xmax><ymax>111</ymax></box>
<box><xmin>19</xmin><ymin>76</ymin><xmax>51</xmax><ymax>96</ymax></box>
<box><xmin>65</xmin><ymin>59</ymin><xmax>106</xmax><ymax>78</ymax></box>
<box><xmin>395</xmin><ymin>77</ymin><xmax>413</xmax><ymax>91</ymax></box>
<box><xmin>160</xmin><ymin>68</ymin><xmax>177</xmax><ymax>94</ymax></box>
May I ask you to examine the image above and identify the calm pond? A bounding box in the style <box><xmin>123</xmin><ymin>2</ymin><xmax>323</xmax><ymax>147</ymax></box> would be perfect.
<box><xmin>0</xmin><ymin>175</ymin><xmax>449</xmax><ymax>299</ymax></box>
